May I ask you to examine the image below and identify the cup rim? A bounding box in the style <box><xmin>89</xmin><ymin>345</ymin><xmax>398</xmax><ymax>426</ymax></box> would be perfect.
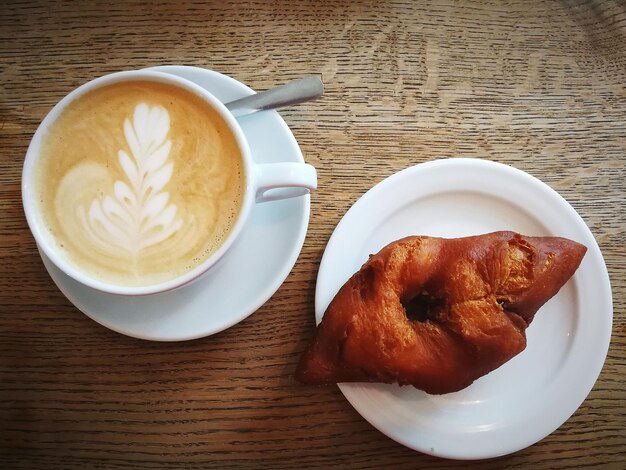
<box><xmin>22</xmin><ymin>70</ymin><xmax>255</xmax><ymax>296</ymax></box>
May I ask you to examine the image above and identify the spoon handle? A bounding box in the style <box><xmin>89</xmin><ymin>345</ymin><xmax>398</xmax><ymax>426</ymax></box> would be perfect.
<box><xmin>225</xmin><ymin>76</ymin><xmax>324</xmax><ymax>118</ymax></box>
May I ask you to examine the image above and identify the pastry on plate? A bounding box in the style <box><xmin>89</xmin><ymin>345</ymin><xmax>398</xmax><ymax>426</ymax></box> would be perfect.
<box><xmin>295</xmin><ymin>232</ymin><xmax>586</xmax><ymax>394</ymax></box>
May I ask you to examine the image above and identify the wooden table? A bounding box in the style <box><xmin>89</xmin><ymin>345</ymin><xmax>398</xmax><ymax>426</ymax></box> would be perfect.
<box><xmin>1</xmin><ymin>1</ymin><xmax>624</xmax><ymax>468</ymax></box>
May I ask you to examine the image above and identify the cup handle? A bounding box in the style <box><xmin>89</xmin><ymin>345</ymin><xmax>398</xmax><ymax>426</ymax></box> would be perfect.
<box><xmin>254</xmin><ymin>162</ymin><xmax>317</xmax><ymax>203</ymax></box>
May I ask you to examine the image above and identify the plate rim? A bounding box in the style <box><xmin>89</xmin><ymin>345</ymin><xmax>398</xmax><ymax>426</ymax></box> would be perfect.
<box><xmin>314</xmin><ymin>157</ymin><xmax>613</xmax><ymax>459</ymax></box>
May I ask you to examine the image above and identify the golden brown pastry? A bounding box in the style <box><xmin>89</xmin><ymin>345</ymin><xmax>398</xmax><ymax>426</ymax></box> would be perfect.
<box><xmin>295</xmin><ymin>232</ymin><xmax>586</xmax><ymax>394</ymax></box>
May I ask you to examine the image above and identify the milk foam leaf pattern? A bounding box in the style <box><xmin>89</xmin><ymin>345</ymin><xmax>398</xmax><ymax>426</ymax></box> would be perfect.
<box><xmin>78</xmin><ymin>103</ymin><xmax>182</xmax><ymax>257</ymax></box>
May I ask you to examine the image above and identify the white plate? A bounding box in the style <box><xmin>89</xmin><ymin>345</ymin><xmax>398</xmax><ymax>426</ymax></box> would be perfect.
<box><xmin>40</xmin><ymin>66</ymin><xmax>311</xmax><ymax>341</ymax></box>
<box><xmin>315</xmin><ymin>158</ymin><xmax>612</xmax><ymax>459</ymax></box>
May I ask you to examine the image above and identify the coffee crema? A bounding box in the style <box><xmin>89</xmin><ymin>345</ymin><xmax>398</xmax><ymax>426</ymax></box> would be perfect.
<box><xmin>35</xmin><ymin>80</ymin><xmax>245</xmax><ymax>286</ymax></box>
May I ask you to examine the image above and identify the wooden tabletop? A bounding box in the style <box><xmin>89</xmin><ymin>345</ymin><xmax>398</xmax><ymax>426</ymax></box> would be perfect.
<box><xmin>1</xmin><ymin>1</ymin><xmax>624</xmax><ymax>468</ymax></box>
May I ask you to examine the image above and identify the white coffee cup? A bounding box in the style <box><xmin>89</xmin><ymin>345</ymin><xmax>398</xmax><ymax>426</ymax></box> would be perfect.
<box><xmin>22</xmin><ymin>70</ymin><xmax>317</xmax><ymax>296</ymax></box>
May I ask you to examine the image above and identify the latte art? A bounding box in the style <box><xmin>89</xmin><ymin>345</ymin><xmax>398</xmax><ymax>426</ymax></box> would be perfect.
<box><xmin>35</xmin><ymin>80</ymin><xmax>245</xmax><ymax>287</ymax></box>
<box><xmin>78</xmin><ymin>103</ymin><xmax>183</xmax><ymax>259</ymax></box>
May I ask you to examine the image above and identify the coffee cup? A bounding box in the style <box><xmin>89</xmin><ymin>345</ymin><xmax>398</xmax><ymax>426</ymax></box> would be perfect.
<box><xmin>22</xmin><ymin>70</ymin><xmax>317</xmax><ymax>295</ymax></box>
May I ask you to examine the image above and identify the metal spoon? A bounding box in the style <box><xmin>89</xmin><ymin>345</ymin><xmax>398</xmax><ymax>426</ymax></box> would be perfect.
<box><xmin>225</xmin><ymin>76</ymin><xmax>324</xmax><ymax>118</ymax></box>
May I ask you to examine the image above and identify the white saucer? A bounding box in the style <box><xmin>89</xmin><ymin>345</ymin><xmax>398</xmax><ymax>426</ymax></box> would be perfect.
<box><xmin>315</xmin><ymin>158</ymin><xmax>612</xmax><ymax>459</ymax></box>
<box><xmin>40</xmin><ymin>66</ymin><xmax>311</xmax><ymax>341</ymax></box>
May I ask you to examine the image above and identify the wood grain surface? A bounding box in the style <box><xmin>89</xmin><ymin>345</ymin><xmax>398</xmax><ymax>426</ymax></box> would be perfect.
<box><xmin>1</xmin><ymin>0</ymin><xmax>625</xmax><ymax>468</ymax></box>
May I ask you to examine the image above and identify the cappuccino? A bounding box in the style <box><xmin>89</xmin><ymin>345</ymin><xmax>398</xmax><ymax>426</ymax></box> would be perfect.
<box><xmin>34</xmin><ymin>80</ymin><xmax>245</xmax><ymax>287</ymax></box>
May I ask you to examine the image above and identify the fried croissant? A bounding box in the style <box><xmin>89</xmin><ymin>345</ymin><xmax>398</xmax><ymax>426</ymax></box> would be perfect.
<box><xmin>296</xmin><ymin>232</ymin><xmax>586</xmax><ymax>394</ymax></box>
